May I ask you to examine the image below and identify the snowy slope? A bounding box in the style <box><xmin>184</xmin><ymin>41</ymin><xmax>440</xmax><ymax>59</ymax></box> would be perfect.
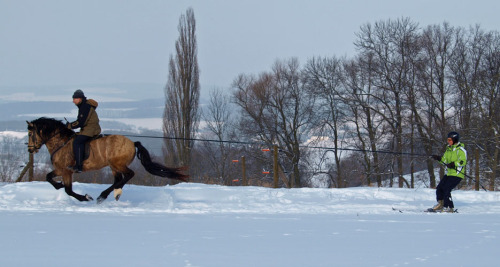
<box><xmin>1</xmin><ymin>182</ymin><xmax>499</xmax><ymax>266</ymax></box>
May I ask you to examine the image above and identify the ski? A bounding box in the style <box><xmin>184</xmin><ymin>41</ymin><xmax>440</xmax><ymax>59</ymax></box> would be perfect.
<box><xmin>391</xmin><ymin>207</ymin><xmax>421</xmax><ymax>213</ymax></box>
<box><xmin>392</xmin><ymin>207</ymin><xmax>458</xmax><ymax>213</ymax></box>
<box><xmin>425</xmin><ymin>208</ymin><xmax>458</xmax><ymax>213</ymax></box>
<box><xmin>392</xmin><ymin>207</ymin><xmax>404</xmax><ymax>213</ymax></box>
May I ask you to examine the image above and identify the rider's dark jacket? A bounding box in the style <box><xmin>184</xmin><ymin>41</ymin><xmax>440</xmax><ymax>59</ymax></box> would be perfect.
<box><xmin>68</xmin><ymin>98</ymin><xmax>101</xmax><ymax>137</ymax></box>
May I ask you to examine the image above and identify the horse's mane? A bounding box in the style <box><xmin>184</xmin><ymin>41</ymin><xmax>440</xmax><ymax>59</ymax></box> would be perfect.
<box><xmin>29</xmin><ymin>117</ymin><xmax>75</xmax><ymax>139</ymax></box>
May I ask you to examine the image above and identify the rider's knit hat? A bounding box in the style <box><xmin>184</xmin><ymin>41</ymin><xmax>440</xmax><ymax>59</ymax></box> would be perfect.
<box><xmin>72</xmin><ymin>89</ymin><xmax>85</xmax><ymax>99</ymax></box>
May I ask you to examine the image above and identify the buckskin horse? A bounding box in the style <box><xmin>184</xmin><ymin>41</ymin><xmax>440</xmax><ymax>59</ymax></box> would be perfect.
<box><xmin>26</xmin><ymin>117</ymin><xmax>188</xmax><ymax>203</ymax></box>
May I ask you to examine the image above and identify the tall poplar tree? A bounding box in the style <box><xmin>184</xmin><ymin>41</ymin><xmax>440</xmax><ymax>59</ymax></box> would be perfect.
<box><xmin>163</xmin><ymin>8</ymin><xmax>200</xmax><ymax>167</ymax></box>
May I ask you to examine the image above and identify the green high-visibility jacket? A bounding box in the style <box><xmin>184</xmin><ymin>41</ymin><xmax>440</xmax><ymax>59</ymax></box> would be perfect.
<box><xmin>439</xmin><ymin>142</ymin><xmax>467</xmax><ymax>179</ymax></box>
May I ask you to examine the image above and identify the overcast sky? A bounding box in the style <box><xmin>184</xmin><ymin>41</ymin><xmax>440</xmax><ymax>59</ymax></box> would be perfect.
<box><xmin>1</xmin><ymin>0</ymin><xmax>499</xmax><ymax>100</ymax></box>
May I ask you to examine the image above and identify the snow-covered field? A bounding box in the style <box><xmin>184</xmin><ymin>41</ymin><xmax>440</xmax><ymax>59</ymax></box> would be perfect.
<box><xmin>1</xmin><ymin>182</ymin><xmax>499</xmax><ymax>267</ymax></box>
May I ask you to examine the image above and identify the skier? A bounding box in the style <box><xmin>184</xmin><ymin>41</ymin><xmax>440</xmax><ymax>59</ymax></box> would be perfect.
<box><xmin>429</xmin><ymin>131</ymin><xmax>467</xmax><ymax>212</ymax></box>
<box><xmin>67</xmin><ymin>89</ymin><xmax>101</xmax><ymax>173</ymax></box>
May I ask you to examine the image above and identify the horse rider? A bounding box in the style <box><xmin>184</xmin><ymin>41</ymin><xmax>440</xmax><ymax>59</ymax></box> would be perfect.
<box><xmin>67</xmin><ymin>89</ymin><xmax>101</xmax><ymax>173</ymax></box>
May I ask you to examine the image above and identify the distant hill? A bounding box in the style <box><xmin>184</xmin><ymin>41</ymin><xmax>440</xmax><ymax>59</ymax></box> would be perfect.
<box><xmin>0</xmin><ymin>83</ymin><xmax>213</xmax><ymax>132</ymax></box>
<box><xmin>0</xmin><ymin>98</ymin><xmax>166</xmax><ymax>131</ymax></box>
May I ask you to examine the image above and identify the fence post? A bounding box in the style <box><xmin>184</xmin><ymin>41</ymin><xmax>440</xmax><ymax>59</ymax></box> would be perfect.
<box><xmin>28</xmin><ymin>152</ymin><xmax>34</xmax><ymax>181</ymax></box>
<box><xmin>16</xmin><ymin>152</ymin><xmax>33</xmax><ymax>182</ymax></box>
<box><xmin>273</xmin><ymin>145</ymin><xmax>278</xmax><ymax>188</ymax></box>
<box><xmin>475</xmin><ymin>148</ymin><xmax>480</xmax><ymax>191</ymax></box>
<box><xmin>241</xmin><ymin>156</ymin><xmax>247</xmax><ymax>186</ymax></box>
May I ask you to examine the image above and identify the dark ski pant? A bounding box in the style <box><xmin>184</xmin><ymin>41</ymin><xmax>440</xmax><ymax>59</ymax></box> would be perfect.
<box><xmin>436</xmin><ymin>175</ymin><xmax>462</xmax><ymax>208</ymax></box>
<box><xmin>73</xmin><ymin>135</ymin><xmax>91</xmax><ymax>168</ymax></box>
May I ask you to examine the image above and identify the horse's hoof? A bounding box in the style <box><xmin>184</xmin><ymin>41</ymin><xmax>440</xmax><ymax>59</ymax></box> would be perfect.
<box><xmin>114</xmin><ymin>188</ymin><xmax>123</xmax><ymax>201</ymax></box>
<box><xmin>96</xmin><ymin>196</ymin><xmax>106</xmax><ymax>204</ymax></box>
<box><xmin>85</xmin><ymin>194</ymin><xmax>94</xmax><ymax>201</ymax></box>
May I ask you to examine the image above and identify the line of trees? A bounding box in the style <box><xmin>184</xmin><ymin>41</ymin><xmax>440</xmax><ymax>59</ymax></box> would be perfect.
<box><xmin>3</xmin><ymin>17</ymin><xmax>496</xmax><ymax>190</ymax></box>
<box><xmin>164</xmin><ymin>12</ymin><xmax>499</xmax><ymax>189</ymax></box>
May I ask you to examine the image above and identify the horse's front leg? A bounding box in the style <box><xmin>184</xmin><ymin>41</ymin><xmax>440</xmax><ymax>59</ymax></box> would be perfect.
<box><xmin>62</xmin><ymin>172</ymin><xmax>93</xmax><ymax>202</ymax></box>
<box><xmin>46</xmin><ymin>170</ymin><xmax>63</xmax><ymax>190</ymax></box>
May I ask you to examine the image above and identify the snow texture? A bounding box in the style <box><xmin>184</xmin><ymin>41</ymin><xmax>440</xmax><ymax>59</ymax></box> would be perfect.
<box><xmin>1</xmin><ymin>182</ymin><xmax>499</xmax><ymax>266</ymax></box>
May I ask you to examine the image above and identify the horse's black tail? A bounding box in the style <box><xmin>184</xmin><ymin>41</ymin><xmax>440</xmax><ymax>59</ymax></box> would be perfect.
<box><xmin>134</xmin><ymin>142</ymin><xmax>188</xmax><ymax>182</ymax></box>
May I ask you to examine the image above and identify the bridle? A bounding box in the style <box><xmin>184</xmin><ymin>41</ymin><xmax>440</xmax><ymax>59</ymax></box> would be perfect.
<box><xmin>27</xmin><ymin>129</ymin><xmax>43</xmax><ymax>151</ymax></box>
<box><xmin>27</xmin><ymin>127</ymin><xmax>62</xmax><ymax>152</ymax></box>
<box><xmin>28</xmin><ymin>125</ymin><xmax>76</xmax><ymax>163</ymax></box>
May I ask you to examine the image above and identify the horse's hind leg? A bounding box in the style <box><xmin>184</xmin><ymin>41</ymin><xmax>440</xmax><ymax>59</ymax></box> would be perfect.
<box><xmin>46</xmin><ymin>170</ymin><xmax>63</xmax><ymax>190</ymax></box>
<box><xmin>112</xmin><ymin>168</ymin><xmax>135</xmax><ymax>201</ymax></box>
<box><xmin>97</xmin><ymin>171</ymin><xmax>123</xmax><ymax>204</ymax></box>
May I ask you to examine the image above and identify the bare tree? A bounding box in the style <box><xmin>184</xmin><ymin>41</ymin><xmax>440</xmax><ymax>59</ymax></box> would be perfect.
<box><xmin>343</xmin><ymin>54</ymin><xmax>387</xmax><ymax>187</ymax></box>
<box><xmin>163</xmin><ymin>8</ymin><xmax>200</xmax><ymax>168</ymax></box>
<box><xmin>233</xmin><ymin>58</ymin><xmax>317</xmax><ymax>187</ymax></box>
<box><xmin>354</xmin><ymin>17</ymin><xmax>420</xmax><ymax>188</ymax></box>
<box><xmin>200</xmin><ymin>88</ymin><xmax>239</xmax><ymax>185</ymax></box>
<box><xmin>0</xmin><ymin>135</ymin><xmax>25</xmax><ymax>182</ymax></box>
<box><xmin>303</xmin><ymin>56</ymin><xmax>349</xmax><ymax>187</ymax></box>
<box><xmin>411</xmin><ymin>22</ymin><xmax>457</xmax><ymax>187</ymax></box>
<box><xmin>477</xmin><ymin>30</ymin><xmax>500</xmax><ymax>190</ymax></box>
<box><xmin>450</xmin><ymin>26</ymin><xmax>500</xmax><ymax>190</ymax></box>
<box><xmin>477</xmin><ymin>34</ymin><xmax>500</xmax><ymax>190</ymax></box>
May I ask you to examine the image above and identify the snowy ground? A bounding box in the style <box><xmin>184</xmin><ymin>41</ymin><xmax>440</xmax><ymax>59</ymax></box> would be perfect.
<box><xmin>1</xmin><ymin>182</ymin><xmax>499</xmax><ymax>266</ymax></box>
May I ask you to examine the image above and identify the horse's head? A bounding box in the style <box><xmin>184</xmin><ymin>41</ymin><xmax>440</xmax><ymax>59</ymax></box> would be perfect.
<box><xmin>26</xmin><ymin>117</ymin><xmax>74</xmax><ymax>153</ymax></box>
<box><xmin>26</xmin><ymin>121</ymin><xmax>43</xmax><ymax>153</ymax></box>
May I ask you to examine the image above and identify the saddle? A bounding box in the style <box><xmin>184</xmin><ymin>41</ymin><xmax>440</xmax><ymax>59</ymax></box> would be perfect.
<box><xmin>83</xmin><ymin>134</ymin><xmax>104</xmax><ymax>161</ymax></box>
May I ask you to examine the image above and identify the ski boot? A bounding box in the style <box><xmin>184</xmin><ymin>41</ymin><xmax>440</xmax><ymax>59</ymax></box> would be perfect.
<box><xmin>427</xmin><ymin>200</ymin><xmax>444</xmax><ymax>212</ymax></box>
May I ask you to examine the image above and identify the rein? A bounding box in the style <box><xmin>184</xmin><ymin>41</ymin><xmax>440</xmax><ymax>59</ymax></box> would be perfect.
<box><xmin>35</xmin><ymin>129</ymin><xmax>62</xmax><ymax>148</ymax></box>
